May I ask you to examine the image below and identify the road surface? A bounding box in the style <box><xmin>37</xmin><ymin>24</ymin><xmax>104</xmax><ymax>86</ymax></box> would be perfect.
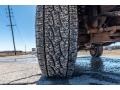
<box><xmin>0</xmin><ymin>55</ymin><xmax>41</xmax><ymax>85</ymax></box>
<box><xmin>0</xmin><ymin>54</ymin><xmax>120</xmax><ymax>85</ymax></box>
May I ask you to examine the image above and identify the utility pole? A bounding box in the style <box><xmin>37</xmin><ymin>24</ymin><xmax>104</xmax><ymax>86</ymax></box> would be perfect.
<box><xmin>7</xmin><ymin>5</ymin><xmax>16</xmax><ymax>55</ymax></box>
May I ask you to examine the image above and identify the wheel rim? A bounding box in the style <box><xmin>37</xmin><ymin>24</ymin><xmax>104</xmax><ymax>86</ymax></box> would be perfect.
<box><xmin>90</xmin><ymin>47</ymin><xmax>97</xmax><ymax>56</ymax></box>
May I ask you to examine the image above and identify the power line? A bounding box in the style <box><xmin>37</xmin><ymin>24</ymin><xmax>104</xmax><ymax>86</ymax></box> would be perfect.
<box><xmin>7</xmin><ymin>5</ymin><xmax>16</xmax><ymax>55</ymax></box>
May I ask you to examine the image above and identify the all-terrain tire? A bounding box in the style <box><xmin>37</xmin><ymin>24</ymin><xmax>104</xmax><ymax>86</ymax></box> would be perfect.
<box><xmin>35</xmin><ymin>5</ymin><xmax>78</xmax><ymax>78</ymax></box>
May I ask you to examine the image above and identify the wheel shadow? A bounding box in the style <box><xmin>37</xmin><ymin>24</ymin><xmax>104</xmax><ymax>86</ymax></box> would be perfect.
<box><xmin>74</xmin><ymin>57</ymin><xmax>104</xmax><ymax>75</ymax></box>
<box><xmin>90</xmin><ymin>57</ymin><xmax>104</xmax><ymax>72</ymax></box>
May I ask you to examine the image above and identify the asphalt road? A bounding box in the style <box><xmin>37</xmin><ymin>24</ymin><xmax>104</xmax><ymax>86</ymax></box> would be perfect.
<box><xmin>0</xmin><ymin>55</ymin><xmax>41</xmax><ymax>85</ymax></box>
<box><xmin>0</xmin><ymin>54</ymin><xmax>120</xmax><ymax>85</ymax></box>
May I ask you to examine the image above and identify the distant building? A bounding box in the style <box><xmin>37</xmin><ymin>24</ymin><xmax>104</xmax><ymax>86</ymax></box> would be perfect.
<box><xmin>32</xmin><ymin>48</ymin><xmax>36</xmax><ymax>52</ymax></box>
<box><xmin>32</xmin><ymin>48</ymin><xmax>37</xmax><ymax>55</ymax></box>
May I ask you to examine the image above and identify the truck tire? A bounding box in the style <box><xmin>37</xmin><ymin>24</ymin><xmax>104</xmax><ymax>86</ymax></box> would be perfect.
<box><xmin>90</xmin><ymin>45</ymin><xmax>103</xmax><ymax>57</ymax></box>
<box><xmin>35</xmin><ymin>5</ymin><xmax>78</xmax><ymax>78</ymax></box>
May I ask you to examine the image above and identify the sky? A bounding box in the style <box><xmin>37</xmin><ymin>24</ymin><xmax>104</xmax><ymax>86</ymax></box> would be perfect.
<box><xmin>0</xmin><ymin>5</ymin><xmax>36</xmax><ymax>51</ymax></box>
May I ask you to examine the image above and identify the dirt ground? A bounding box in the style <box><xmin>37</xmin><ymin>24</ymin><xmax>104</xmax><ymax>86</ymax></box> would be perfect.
<box><xmin>78</xmin><ymin>49</ymin><xmax>120</xmax><ymax>58</ymax></box>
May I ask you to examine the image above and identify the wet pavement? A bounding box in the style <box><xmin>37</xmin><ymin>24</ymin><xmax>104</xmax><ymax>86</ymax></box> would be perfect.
<box><xmin>37</xmin><ymin>56</ymin><xmax>120</xmax><ymax>85</ymax></box>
